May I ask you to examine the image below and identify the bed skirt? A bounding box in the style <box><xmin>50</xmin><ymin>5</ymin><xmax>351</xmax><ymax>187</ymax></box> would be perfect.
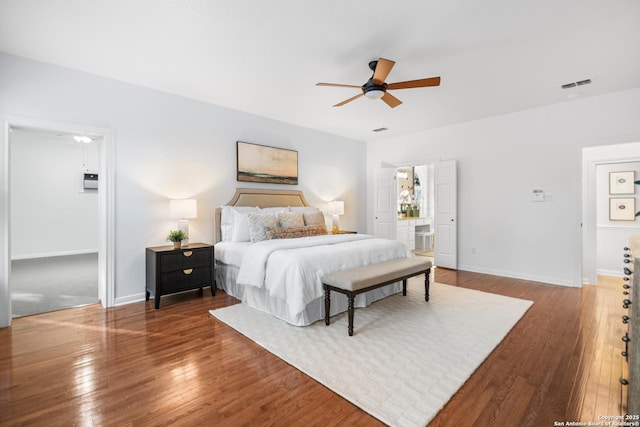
<box><xmin>215</xmin><ymin>261</ymin><xmax>403</xmax><ymax>326</ymax></box>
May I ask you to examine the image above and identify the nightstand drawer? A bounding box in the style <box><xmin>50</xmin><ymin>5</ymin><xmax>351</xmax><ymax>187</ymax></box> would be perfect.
<box><xmin>159</xmin><ymin>248</ymin><xmax>211</xmax><ymax>272</ymax></box>
<box><xmin>159</xmin><ymin>266</ymin><xmax>213</xmax><ymax>292</ymax></box>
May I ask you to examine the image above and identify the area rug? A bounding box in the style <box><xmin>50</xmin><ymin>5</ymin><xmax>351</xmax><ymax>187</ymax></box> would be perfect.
<box><xmin>209</xmin><ymin>280</ymin><xmax>533</xmax><ymax>427</ymax></box>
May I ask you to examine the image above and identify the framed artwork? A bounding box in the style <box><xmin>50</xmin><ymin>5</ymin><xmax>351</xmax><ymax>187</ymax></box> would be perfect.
<box><xmin>609</xmin><ymin>171</ymin><xmax>635</xmax><ymax>194</ymax></box>
<box><xmin>609</xmin><ymin>198</ymin><xmax>636</xmax><ymax>221</ymax></box>
<box><xmin>236</xmin><ymin>141</ymin><xmax>298</xmax><ymax>185</ymax></box>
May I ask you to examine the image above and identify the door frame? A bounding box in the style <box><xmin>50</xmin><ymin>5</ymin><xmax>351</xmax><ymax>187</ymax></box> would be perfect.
<box><xmin>0</xmin><ymin>115</ymin><xmax>115</xmax><ymax>328</ymax></box>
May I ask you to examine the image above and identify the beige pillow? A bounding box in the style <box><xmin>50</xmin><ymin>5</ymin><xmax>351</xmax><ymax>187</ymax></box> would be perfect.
<box><xmin>266</xmin><ymin>225</ymin><xmax>328</xmax><ymax>239</ymax></box>
<box><xmin>278</xmin><ymin>211</ymin><xmax>304</xmax><ymax>228</ymax></box>
<box><xmin>303</xmin><ymin>211</ymin><xmax>325</xmax><ymax>226</ymax></box>
<box><xmin>246</xmin><ymin>213</ymin><xmax>278</xmax><ymax>242</ymax></box>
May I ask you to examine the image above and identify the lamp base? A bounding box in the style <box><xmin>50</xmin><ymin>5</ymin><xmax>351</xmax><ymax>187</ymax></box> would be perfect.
<box><xmin>177</xmin><ymin>219</ymin><xmax>189</xmax><ymax>246</ymax></box>
<box><xmin>331</xmin><ymin>215</ymin><xmax>340</xmax><ymax>234</ymax></box>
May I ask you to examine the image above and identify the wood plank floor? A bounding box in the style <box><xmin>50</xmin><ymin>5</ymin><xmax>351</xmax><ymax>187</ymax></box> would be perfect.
<box><xmin>0</xmin><ymin>270</ymin><xmax>630</xmax><ymax>426</ymax></box>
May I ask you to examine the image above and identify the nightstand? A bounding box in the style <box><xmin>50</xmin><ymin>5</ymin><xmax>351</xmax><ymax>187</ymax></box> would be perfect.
<box><xmin>145</xmin><ymin>243</ymin><xmax>215</xmax><ymax>309</ymax></box>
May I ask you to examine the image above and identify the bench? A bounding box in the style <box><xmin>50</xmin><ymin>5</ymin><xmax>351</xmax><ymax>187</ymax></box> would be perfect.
<box><xmin>321</xmin><ymin>258</ymin><xmax>432</xmax><ymax>336</ymax></box>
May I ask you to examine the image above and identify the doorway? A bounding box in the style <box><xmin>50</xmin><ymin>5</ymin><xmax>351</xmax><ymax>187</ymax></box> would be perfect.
<box><xmin>373</xmin><ymin>160</ymin><xmax>457</xmax><ymax>269</ymax></box>
<box><xmin>10</xmin><ymin>128</ymin><xmax>101</xmax><ymax>317</ymax></box>
<box><xmin>0</xmin><ymin>115</ymin><xmax>115</xmax><ymax>328</ymax></box>
<box><xmin>582</xmin><ymin>142</ymin><xmax>640</xmax><ymax>285</ymax></box>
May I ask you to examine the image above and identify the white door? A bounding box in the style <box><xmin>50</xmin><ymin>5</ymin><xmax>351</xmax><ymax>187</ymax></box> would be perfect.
<box><xmin>373</xmin><ymin>168</ymin><xmax>397</xmax><ymax>239</ymax></box>
<box><xmin>434</xmin><ymin>160</ymin><xmax>457</xmax><ymax>269</ymax></box>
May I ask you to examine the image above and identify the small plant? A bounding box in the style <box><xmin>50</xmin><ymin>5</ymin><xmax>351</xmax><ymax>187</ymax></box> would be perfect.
<box><xmin>166</xmin><ymin>229</ymin><xmax>187</xmax><ymax>242</ymax></box>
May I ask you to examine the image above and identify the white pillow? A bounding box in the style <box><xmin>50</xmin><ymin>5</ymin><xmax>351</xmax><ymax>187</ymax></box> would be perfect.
<box><xmin>220</xmin><ymin>206</ymin><xmax>258</xmax><ymax>242</ymax></box>
<box><xmin>259</xmin><ymin>206</ymin><xmax>289</xmax><ymax>214</ymax></box>
<box><xmin>246</xmin><ymin>213</ymin><xmax>278</xmax><ymax>242</ymax></box>
<box><xmin>289</xmin><ymin>206</ymin><xmax>320</xmax><ymax>213</ymax></box>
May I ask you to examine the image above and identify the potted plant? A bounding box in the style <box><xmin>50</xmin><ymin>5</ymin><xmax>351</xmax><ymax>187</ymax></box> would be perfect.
<box><xmin>166</xmin><ymin>229</ymin><xmax>188</xmax><ymax>249</ymax></box>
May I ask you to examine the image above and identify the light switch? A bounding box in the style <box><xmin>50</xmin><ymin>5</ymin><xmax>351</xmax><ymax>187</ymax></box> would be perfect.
<box><xmin>532</xmin><ymin>189</ymin><xmax>545</xmax><ymax>202</ymax></box>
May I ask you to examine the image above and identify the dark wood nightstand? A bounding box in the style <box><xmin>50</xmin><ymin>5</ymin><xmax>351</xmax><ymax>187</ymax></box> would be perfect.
<box><xmin>145</xmin><ymin>243</ymin><xmax>215</xmax><ymax>309</ymax></box>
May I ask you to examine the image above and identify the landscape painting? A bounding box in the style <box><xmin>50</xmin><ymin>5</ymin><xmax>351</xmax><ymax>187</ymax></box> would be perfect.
<box><xmin>237</xmin><ymin>141</ymin><xmax>298</xmax><ymax>185</ymax></box>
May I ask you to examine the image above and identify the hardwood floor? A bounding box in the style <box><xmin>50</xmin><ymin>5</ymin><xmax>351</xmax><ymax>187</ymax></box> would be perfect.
<box><xmin>0</xmin><ymin>270</ymin><xmax>630</xmax><ymax>426</ymax></box>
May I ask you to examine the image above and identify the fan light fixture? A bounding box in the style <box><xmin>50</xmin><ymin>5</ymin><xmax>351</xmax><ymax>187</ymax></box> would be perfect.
<box><xmin>364</xmin><ymin>89</ymin><xmax>385</xmax><ymax>99</ymax></box>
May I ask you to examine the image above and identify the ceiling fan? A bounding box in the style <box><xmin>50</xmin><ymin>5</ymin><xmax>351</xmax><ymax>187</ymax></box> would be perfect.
<box><xmin>316</xmin><ymin>58</ymin><xmax>440</xmax><ymax>108</ymax></box>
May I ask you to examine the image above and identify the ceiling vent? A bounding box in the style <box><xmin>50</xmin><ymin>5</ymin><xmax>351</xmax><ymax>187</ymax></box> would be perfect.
<box><xmin>562</xmin><ymin>78</ymin><xmax>592</xmax><ymax>89</ymax></box>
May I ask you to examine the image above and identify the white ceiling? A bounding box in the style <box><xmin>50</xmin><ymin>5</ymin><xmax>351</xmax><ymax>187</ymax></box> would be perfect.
<box><xmin>1</xmin><ymin>0</ymin><xmax>639</xmax><ymax>142</ymax></box>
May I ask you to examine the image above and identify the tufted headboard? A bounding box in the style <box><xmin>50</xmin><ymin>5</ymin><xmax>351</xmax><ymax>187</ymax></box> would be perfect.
<box><xmin>214</xmin><ymin>188</ymin><xmax>311</xmax><ymax>243</ymax></box>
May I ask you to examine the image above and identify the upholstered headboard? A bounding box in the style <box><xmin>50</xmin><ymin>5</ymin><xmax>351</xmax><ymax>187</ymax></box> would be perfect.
<box><xmin>214</xmin><ymin>188</ymin><xmax>311</xmax><ymax>243</ymax></box>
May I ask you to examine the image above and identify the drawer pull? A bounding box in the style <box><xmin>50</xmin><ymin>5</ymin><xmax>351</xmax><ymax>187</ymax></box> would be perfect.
<box><xmin>624</xmin><ymin>267</ymin><xmax>633</xmax><ymax>275</ymax></box>
<box><xmin>620</xmin><ymin>378</ymin><xmax>629</xmax><ymax>386</ymax></box>
<box><xmin>624</xmin><ymin>259</ymin><xmax>630</xmax><ymax>263</ymax></box>
<box><xmin>183</xmin><ymin>269</ymin><xmax>193</xmax><ymax>275</ymax></box>
<box><xmin>623</xmin><ymin>315</ymin><xmax>629</xmax><ymax>324</ymax></box>
<box><xmin>183</xmin><ymin>251</ymin><xmax>193</xmax><ymax>257</ymax></box>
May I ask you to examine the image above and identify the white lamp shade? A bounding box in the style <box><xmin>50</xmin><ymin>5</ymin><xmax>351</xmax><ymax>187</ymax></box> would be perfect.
<box><xmin>169</xmin><ymin>199</ymin><xmax>197</xmax><ymax>219</ymax></box>
<box><xmin>327</xmin><ymin>200</ymin><xmax>344</xmax><ymax>216</ymax></box>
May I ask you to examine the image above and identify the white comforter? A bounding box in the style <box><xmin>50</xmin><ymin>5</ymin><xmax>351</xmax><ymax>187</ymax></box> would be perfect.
<box><xmin>236</xmin><ymin>234</ymin><xmax>411</xmax><ymax>317</ymax></box>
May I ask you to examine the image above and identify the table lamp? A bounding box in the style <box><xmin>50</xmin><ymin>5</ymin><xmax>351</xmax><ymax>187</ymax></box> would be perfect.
<box><xmin>169</xmin><ymin>199</ymin><xmax>197</xmax><ymax>246</ymax></box>
<box><xmin>327</xmin><ymin>200</ymin><xmax>344</xmax><ymax>234</ymax></box>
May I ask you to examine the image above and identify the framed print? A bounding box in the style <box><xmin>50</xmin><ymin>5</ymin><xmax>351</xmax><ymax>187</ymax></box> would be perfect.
<box><xmin>609</xmin><ymin>198</ymin><xmax>636</xmax><ymax>221</ymax></box>
<box><xmin>609</xmin><ymin>171</ymin><xmax>635</xmax><ymax>194</ymax></box>
<box><xmin>236</xmin><ymin>141</ymin><xmax>298</xmax><ymax>185</ymax></box>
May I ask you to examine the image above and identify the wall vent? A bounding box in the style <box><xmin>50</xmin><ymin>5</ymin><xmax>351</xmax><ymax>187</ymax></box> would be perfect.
<box><xmin>372</xmin><ymin>127</ymin><xmax>388</xmax><ymax>132</ymax></box>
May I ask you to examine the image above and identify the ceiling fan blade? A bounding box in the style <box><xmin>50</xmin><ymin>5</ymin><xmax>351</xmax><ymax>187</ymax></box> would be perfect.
<box><xmin>316</xmin><ymin>82</ymin><xmax>362</xmax><ymax>89</ymax></box>
<box><xmin>334</xmin><ymin>92</ymin><xmax>364</xmax><ymax>107</ymax></box>
<box><xmin>381</xmin><ymin>92</ymin><xmax>402</xmax><ymax>108</ymax></box>
<box><xmin>372</xmin><ymin>58</ymin><xmax>395</xmax><ymax>85</ymax></box>
<box><xmin>386</xmin><ymin>76</ymin><xmax>441</xmax><ymax>90</ymax></box>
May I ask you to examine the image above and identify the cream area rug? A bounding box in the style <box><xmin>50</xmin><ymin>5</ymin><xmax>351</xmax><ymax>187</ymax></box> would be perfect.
<box><xmin>209</xmin><ymin>280</ymin><xmax>533</xmax><ymax>427</ymax></box>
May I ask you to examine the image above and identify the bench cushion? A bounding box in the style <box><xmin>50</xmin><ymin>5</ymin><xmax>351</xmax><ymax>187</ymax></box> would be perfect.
<box><xmin>322</xmin><ymin>258</ymin><xmax>432</xmax><ymax>292</ymax></box>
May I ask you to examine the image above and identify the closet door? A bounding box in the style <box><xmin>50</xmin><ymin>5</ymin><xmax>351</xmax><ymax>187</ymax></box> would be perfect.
<box><xmin>373</xmin><ymin>168</ymin><xmax>396</xmax><ymax>240</ymax></box>
<box><xmin>434</xmin><ymin>160</ymin><xmax>457</xmax><ymax>269</ymax></box>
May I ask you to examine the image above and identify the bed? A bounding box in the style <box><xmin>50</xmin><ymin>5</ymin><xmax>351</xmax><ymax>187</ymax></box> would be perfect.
<box><xmin>213</xmin><ymin>188</ymin><xmax>412</xmax><ymax>326</ymax></box>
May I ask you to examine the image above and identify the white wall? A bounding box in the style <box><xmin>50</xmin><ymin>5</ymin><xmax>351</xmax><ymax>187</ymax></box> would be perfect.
<box><xmin>367</xmin><ymin>88</ymin><xmax>640</xmax><ymax>286</ymax></box>
<box><xmin>10</xmin><ymin>129</ymin><xmax>99</xmax><ymax>258</ymax></box>
<box><xmin>0</xmin><ymin>53</ymin><xmax>367</xmax><ymax>304</ymax></box>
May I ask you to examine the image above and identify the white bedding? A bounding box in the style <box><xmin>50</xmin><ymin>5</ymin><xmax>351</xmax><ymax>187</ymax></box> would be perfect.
<box><xmin>232</xmin><ymin>234</ymin><xmax>411</xmax><ymax>319</ymax></box>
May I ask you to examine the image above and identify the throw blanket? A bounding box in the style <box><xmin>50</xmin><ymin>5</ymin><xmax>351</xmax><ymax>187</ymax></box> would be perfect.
<box><xmin>236</xmin><ymin>234</ymin><xmax>410</xmax><ymax>317</ymax></box>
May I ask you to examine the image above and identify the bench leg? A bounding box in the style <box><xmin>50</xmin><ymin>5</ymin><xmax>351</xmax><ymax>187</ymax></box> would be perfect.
<box><xmin>324</xmin><ymin>285</ymin><xmax>331</xmax><ymax>325</ymax></box>
<box><xmin>425</xmin><ymin>269</ymin><xmax>431</xmax><ymax>301</ymax></box>
<box><xmin>402</xmin><ymin>279</ymin><xmax>407</xmax><ymax>296</ymax></box>
<box><xmin>347</xmin><ymin>294</ymin><xmax>355</xmax><ymax>336</ymax></box>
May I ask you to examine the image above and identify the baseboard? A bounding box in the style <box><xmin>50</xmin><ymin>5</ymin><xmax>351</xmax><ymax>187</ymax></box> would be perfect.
<box><xmin>11</xmin><ymin>249</ymin><xmax>98</xmax><ymax>261</ymax></box>
<box><xmin>596</xmin><ymin>268</ymin><xmax>624</xmax><ymax>278</ymax></box>
<box><xmin>456</xmin><ymin>264</ymin><xmax>581</xmax><ymax>288</ymax></box>
<box><xmin>114</xmin><ymin>293</ymin><xmax>146</xmax><ymax>307</ymax></box>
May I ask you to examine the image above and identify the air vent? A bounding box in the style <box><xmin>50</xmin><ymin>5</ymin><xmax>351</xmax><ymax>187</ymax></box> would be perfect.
<box><xmin>562</xmin><ymin>78</ymin><xmax>592</xmax><ymax>89</ymax></box>
<box><xmin>372</xmin><ymin>127</ymin><xmax>388</xmax><ymax>132</ymax></box>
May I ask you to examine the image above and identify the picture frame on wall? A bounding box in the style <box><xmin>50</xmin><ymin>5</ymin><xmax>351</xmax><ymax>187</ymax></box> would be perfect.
<box><xmin>609</xmin><ymin>198</ymin><xmax>636</xmax><ymax>221</ymax></box>
<box><xmin>236</xmin><ymin>141</ymin><xmax>298</xmax><ymax>185</ymax></box>
<box><xmin>609</xmin><ymin>171</ymin><xmax>635</xmax><ymax>194</ymax></box>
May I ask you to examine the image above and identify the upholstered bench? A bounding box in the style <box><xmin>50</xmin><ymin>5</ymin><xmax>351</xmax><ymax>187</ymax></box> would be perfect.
<box><xmin>321</xmin><ymin>258</ymin><xmax>432</xmax><ymax>336</ymax></box>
